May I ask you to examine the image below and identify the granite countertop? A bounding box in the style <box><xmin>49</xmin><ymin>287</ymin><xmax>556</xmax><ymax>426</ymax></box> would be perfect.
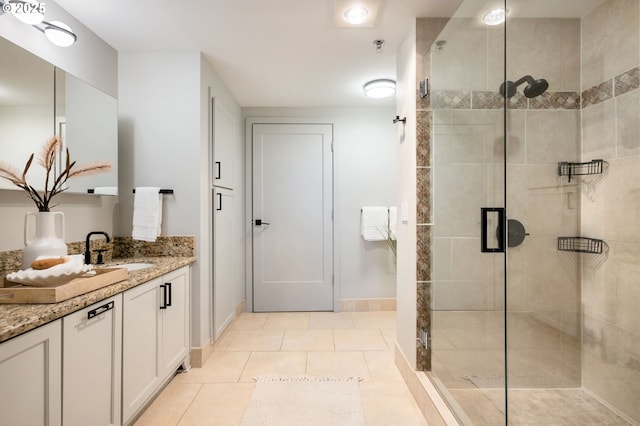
<box><xmin>0</xmin><ymin>256</ymin><xmax>196</xmax><ymax>344</ymax></box>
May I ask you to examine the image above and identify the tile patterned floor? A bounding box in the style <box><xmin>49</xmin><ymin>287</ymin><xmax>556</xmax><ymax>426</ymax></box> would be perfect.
<box><xmin>134</xmin><ymin>311</ymin><xmax>428</xmax><ymax>426</ymax></box>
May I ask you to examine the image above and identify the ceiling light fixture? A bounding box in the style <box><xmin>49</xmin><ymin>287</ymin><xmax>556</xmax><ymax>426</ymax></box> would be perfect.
<box><xmin>344</xmin><ymin>6</ymin><xmax>368</xmax><ymax>25</ymax></box>
<box><xmin>41</xmin><ymin>21</ymin><xmax>77</xmax><ymax>47</ymax></box>
<box><xmin>364</xmin><ymin>79</ymin><xmax>396</xmax><ymax>99</ymax></box>
<box><xmin>10</xmin><ymin>0</ymin><xmax>44</xmax><ymax>24</ymax></box>
<box><xmin>483</xmin><ymin>8</ymin><xmax>506</xmax><ymax>26</ymax></box>
<box><xmin>0</xmin><ymin>0</ymin><xmax>78</xmax><ymax>47</ymax></box>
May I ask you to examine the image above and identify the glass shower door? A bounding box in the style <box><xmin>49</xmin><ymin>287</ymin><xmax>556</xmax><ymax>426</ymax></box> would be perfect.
<box><xmin>427</xmin><ymin>0</ymin><xmax>508</xmax><ymax>421</ymax></box>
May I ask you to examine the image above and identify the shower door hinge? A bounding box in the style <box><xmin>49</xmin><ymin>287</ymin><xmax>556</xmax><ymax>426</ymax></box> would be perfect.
<box><xmin>418</xmin><ymin>329</ymin><xmax>429</xmax><ymax>349</ymax></box>
<box><xmin>419</xmin><ymin>78</ymin><xmax>429</xmax><ymax>99</ymax></box>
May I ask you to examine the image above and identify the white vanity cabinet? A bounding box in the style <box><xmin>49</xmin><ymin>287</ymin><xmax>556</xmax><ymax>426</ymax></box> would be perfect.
<box><xmin>122</xmin><ymin>266</ymin><xmax>190</xmax><ymax>425</ymax></box>
<box><xmin>0</xmin><ymin>320</ymin><xmax>62</xmax><ymax>426</ymax></box>
<box><xmin>63</xmin><ymin>294</ymin><xmax>122</xmax><ymax>426</ymax></box>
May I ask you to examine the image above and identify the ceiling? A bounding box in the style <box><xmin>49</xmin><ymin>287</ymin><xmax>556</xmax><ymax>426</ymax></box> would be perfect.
<box><xmin>54</xmin><ymin>0</ymin><xmax>462</xmax><ymax>107</ymax></box>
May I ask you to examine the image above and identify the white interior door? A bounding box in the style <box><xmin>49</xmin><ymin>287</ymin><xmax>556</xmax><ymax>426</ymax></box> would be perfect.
<box><xmin>252</xmin><ymin>123</ymin><xmax>333</xmax><ymax>312</ymax></box>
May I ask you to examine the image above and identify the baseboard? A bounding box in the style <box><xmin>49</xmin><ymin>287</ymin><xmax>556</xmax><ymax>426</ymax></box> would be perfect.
<box><xmin>192</xmin><ymin>299</ymin><xmax>247</xmax><ymax>368</ymax></box>
<box><xmin>190</xmin><ymin>339</ymin><xmax>215</xmax><ymax>368</ymax></box>
<box><xmin>340</xmin><ymin>298</ymin><xmax>396</xmax><ymax>312</ymax></box>
<box><xmin>394</xmin><ymin>343</ymin><xmax>460</xmax><ymax>426</ymax></box>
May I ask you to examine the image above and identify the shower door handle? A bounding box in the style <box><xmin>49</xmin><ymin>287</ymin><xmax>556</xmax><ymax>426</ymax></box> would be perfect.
<box><xmin>481</xmin><ymin>208</ymin><xmax>505</xmax><ymax>253</ymax></box>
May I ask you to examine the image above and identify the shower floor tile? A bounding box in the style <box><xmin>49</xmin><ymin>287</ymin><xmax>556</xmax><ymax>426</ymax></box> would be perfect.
<box><xmin>449</xmin><ymin>388</ymin><xmax>631</xmax><ymax>425</ymax></box>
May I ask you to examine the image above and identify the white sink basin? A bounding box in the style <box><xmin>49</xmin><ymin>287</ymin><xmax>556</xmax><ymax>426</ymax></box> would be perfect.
<box><xmin>106</xmin><ymin>262</ymin><xmax>154</xmax><ymax>272</ymax></box>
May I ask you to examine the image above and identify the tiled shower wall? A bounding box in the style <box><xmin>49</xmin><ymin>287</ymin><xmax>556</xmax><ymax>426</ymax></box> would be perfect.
<box><xmin>580</xmin><ymin>0</ymin><xmax>640</xmax><ymax>422</ymax></box>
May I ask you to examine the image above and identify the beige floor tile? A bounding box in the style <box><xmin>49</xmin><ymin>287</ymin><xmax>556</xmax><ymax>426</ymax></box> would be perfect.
<box><xmin>281</xmin><ymin>329</ymin><xmax>335</xmax><ymax>351</ymax></box>
<box><xmin>230</xmin><ymin>313</ymin><xmax>269</xmax><ymax>330</ymax></box>
<box><xmin>308</xmin><ymin>312</ymin><xmax>355</xmax><ymax>329</ymax></box>
<box><xmin>263</xmin><ymin>312</ymin><xmax>310</xmax><ymax>329</ymax></box>
<box><xmin>173</xmin><ymin>352</ymin><xmax>250</xmax><ymax>383</ymax></box>
<box><xmin>214</xmin><ymin>329</ymin><xmax>284</xmax><ymax>352</ymax></box>
<box><xmin>239</xmin><ymin>351</ymin><xmax>308</xmax><ymax>382</ymax></box>
<box><xmin>177</xmin><ymin>383</ymin><xmax>255</xmax><ymax>426</ymax></box>
<box><xmin>364</xmin><ymin>351</ymin><xmax>404</xmax><ymax>383</ymax></box>
<box><xmin>134</xmin><ymin>382</ymin><xmax>202</xmax><ymax>426</ymax></box>
<box><xmin>359</xmin><ymin>382</ymin><xmax>429</xmax><ymax>426</ymax></box>
<box><xmin>380</xmin><ymin>326</ymin><xmax>397</xmax><ymax>349</ymax></box>
<box><xmin>351</xmin><ymin>311</ymin><xmax>397</xmax><ymax>329</ymax></box>
<box><xmin>306</xmin><ymin>351</ymin><xmax>372</xmax><ymax>381</ymax></box>
<box><xmin>334</xmin><ymin>328</ymin><xmax>389</xmax><ymax>351</ymax></box>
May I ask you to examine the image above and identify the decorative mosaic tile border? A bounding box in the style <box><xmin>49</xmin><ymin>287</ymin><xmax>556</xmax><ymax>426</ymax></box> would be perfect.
<box><xmin>416</xmin><ymin>281</ymin><xmax>431</xmax><ymax>371</ymax></box>
<box><xmin>583</xmin><ymin>66</ymin><xmax>640</xmax><ymax>108</ymax></box>
<box><xmin>582</xmin><ymin>79</ymin><xmax>613</xmax><ymax>108</ymax></box>
<box><xmin>432</xmin><ymin>89</ymin><xmax>580</xmax><ymax>110</ymax></box>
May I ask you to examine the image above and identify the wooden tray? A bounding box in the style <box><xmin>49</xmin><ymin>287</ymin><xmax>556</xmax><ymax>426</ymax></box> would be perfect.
<box><xmin>0</xmin><ymin>268</ymin><xmax>128</xmax><ymax>304</ymax></box>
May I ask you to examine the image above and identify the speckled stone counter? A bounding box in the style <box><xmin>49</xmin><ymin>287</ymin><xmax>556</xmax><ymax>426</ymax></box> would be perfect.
<box><xmin>0</xmin><ymin>256</ymin><xmax>195</xmax><ymax>343</ymax></box>
<box><xmin>0</xmin><ymin>235</ymin><xmax>196</xmax><ymax>344</ymax></box>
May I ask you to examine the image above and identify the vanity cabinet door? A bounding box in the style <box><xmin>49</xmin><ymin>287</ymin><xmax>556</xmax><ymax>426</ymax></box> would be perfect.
<box><xmin>159</xmin><ymin>266</ymin><xmax>190</xmax><ymax>376</ymax></box>
<box><xmin>63</xmin><ymin>294</ymin><xmax>122</xmax><ymax>426</ymax></box>
<box><xmin>0</xmin><ymin>320</ymin><xmax>62</xmax><ymax>426</ymax></box>
<box><xmin>121</xmin><ymin>278</ymin><xmax>162</xmax><ymax>424</ymax></box>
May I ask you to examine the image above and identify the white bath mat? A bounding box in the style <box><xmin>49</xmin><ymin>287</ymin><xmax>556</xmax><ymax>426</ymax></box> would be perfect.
<box><xmin>241</xmin><ymin>375</ymin><xmax>365</xmax><ymax>426</ymax></box>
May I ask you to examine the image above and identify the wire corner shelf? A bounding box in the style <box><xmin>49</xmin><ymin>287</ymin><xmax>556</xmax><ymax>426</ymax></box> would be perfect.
<box><xmin>557</xmin><ymin>236</ymin><xmax>606</xmax><ymax>254</ymax></box>
<box><xmin>557</xmin><ymin>159</ymin><xmax>606</xmax><ymax>182</ymax></box>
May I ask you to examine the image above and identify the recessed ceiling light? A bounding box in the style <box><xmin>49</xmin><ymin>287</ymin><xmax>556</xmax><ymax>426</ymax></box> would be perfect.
<box><xmin>483</xmin><ymin>8</ymin><xmax>506</xmax><ymax>26</ymax></box>
<box><xmin>364</xmin><ymin>79</ymin><xmax>395</xmax><ymax>99</ymax></box>
<box><xmin>344</xmin><ymin>7</ymin><xmax>368</xmax><ymax>25</ymax></box>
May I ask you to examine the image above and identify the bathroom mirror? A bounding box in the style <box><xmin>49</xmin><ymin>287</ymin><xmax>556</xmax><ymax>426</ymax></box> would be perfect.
<box><xmin>55</xmin><ymin>68</ymin><xmax>118</xmax><ymax>193</ymax></box>
<box><xmin>0</xmin><ymin>36</ymin><xmax>54</xmax><ymax>191</ymax></box>
<box><xmin>0</xmin><ymin>36</ymin><xmax>118</xmax><ymax>194</ymax></box>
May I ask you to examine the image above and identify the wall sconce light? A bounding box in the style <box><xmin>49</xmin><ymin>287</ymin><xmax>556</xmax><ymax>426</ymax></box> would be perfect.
<box><xmin>39</xmin><ymin>20</ymin><xmax>78</xmax><ymax>47</ymax></box>
<box><xmin>364</xmin><ymin>79</ymin><xmax>396</xmax><ymax>99</ymax></box>
<box><xmin>0</xmin><ymin>0</ymin><xmax>78</xmax><ymax>47</ymax></box>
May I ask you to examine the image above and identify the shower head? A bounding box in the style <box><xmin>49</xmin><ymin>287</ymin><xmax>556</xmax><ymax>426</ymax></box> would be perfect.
<box><xmin>499</xmin><ymin>75</ymin><xmax>549</xmax><ymax>98</ymax></box>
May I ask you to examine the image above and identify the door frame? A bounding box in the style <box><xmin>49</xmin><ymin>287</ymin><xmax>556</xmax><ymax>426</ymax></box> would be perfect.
<box><xmin>245</xmin><ymin>117</ymin><xmax>339</xmax><ymax>312</ymax></box>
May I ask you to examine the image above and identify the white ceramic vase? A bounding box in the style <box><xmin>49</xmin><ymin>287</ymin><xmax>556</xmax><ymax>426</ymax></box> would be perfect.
<box><xmin>22</xmin><ymin>211</ymin><xmax>68</xmax><ymax>269</ymax></box>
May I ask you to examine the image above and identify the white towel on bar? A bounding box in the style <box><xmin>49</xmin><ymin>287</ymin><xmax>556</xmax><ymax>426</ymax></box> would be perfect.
<box><xmin>389</xmin><ymin>206</ymin><xmax>397</xmax><ymax>240</ymax></box>
<box><xmin>361</xmin><ymin>206</ymin><xmax>388</xmax><ymax>241</ymax></box>
<box><xmin>132</xmin><ymin>187</ymin><xmax>162</xmax><ymax>242</ymax></box>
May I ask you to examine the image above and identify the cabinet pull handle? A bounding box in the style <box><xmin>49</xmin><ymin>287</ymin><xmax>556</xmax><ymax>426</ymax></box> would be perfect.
<box><xmin>160</xmin><ymin>284</ymin><xmax>167</xmax><ymax>309</ymax></box>
<box><xmin>166</xmin><ymin>282</ymin><xmax>172</xmax><ymax>307</ymax></box>
<box><xmin>88</xmin><ymin>301</ymin><xmax>114</xmax><ymax>319</ymax></box>
<box><xmin>217</xmin><ymin>193</ymin><xmax>222</xmax><ymax>211</ymax></box>
<box><xmin>215</xmin><ymin>161</ymin><xmax>221</xmax><ymax>180</ymax></box>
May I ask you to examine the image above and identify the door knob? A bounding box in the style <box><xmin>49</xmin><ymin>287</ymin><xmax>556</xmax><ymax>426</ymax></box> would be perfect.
<box><xmin>255</xmin><ymin>219</ymin><xmax>270</xmax><ymax>226</ymax></box>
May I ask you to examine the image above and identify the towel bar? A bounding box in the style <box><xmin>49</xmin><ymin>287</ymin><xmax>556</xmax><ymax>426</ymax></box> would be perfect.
<box><xmin>132</xmin><ymin>189</ymin><xmax>173</xmax><ymax>194</ymax></box>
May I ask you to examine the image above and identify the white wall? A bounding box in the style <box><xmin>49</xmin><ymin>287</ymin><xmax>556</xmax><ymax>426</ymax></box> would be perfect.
<box><xmin>395</xmin><ymin>22</ymin><xmax>418</xmax><ymax>367</ymax></box>
<box><xmin>118</xmin><ymin>51</ymin><xmax>205</xmax><ymax>344</ymax></box>
<box><xmin>242</xmin><ymin>106</ymin><xmax>397</xmax><ymax>304</ymax></box>
<box><xmin>118</xmin><ymin>51</ymin><xmax>245</xmax><ymax>348</ymax></box>
<box><xmin>0</xmin><ymin>1</ymin><xmax>117</xmax><ymax>251</ymax></box>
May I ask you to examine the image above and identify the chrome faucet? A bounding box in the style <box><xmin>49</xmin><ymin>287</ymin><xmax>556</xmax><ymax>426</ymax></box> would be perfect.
<box><xmin>85</xmin><ymin>231</ymin><xmax>111</xmax><ymax>264</ymax></box>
